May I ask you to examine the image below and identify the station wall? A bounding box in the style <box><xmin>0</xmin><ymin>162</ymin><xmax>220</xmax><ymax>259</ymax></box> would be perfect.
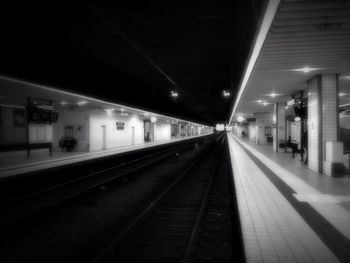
<box><xmin>89</xmin><ymin>113</ymin><xmax>144</xmax><ymax>151</ymax></box>
<box><xmin>248</xmin><ymin>123</ymin><xmax>257</xmax><ymax>141</ymax></box>
<box><xmin>154</xmin><ymin>122</ymin><xmax>171</xmax><ymax>141</ymax></box>
<box><xmin>28</xmin><ymin>105</ymin><xmax>212</xmax><ymax>153</ymax></box>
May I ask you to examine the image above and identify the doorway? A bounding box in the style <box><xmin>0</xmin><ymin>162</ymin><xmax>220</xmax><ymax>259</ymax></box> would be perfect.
<box><xmin>101</xmin><ymin>125</ymin><xmax>107</xmax><ymax>150</ymax></box>
<box><xmin>144</xmin><ymin>120</ymin><xmax>154</xmax><ymax>142</ymax></box>
<box><xmin>131</xmin><ymin>126</ymin><xmax>135</xmax><ymax>145</ymax></box>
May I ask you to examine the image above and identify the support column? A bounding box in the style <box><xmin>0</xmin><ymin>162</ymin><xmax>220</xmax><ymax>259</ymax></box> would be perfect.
<box><xmin>273</xmin><ymin>102</ymin><xmax>286</xmax><ymax>152</ymax></box>
<box><xmin>255</xmin><ymin>112</ymin><xmax>273</xmax><ymax>145</ymax></box>
<box><xmin>307</xmin><ymin>74</ymin><xmax>341</xmax><ymax>175</ymax></box>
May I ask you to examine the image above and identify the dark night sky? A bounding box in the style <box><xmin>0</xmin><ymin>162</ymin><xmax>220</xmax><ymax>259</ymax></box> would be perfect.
<box><xmin>0</xmin><ymin>0</ymin><xmax>265</xmax><ymax>125</ymax></box>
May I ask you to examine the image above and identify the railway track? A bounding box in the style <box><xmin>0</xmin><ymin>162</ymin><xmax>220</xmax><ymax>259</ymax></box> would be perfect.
<box><xmin>92</xmin><ymin>134</ymin><xmax>244</xmax><ymax>263</ymax></box>
<box><xmin>0</xmin><ymin>133</ymin><xmax>244</xmax><ymax>263</ymax></box>
<box><xmin>0</xmin><ymin>135</ymin><xmax>213</xmax><ymax>227</ymax></box>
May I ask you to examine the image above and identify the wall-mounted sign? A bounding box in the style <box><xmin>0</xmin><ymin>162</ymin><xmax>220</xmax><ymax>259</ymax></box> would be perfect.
<box><xmin>116</xmin><ymin>122</ymin><xmax>125</xmax><ymax>130</ymax></box>
<box><xmin>27</xmin><ymin>98</ymin><xmax>58</xmax><ymax>124</ymax></box>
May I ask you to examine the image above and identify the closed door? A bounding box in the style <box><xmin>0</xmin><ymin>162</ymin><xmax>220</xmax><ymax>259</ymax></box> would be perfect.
<box><xmin>101</xmin><ymin>125</ymin><xmax>107</xmax><ymax>150</ymax></box>
<box><xmin>131</xmin><ymin>126</ymin><xmax>135</xmax><ymax>145</ymax></box>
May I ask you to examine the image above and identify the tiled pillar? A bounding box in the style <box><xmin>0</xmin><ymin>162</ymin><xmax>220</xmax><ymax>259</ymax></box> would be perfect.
<box><xmin>273</xmin><ymin>102</ymin><xmax>286</xmax><ymax>152</ymax></box>
<box><xmin>307</xmin><ymin>74</ymin><xmax>339</xmax><ymax>174</ymax></box>
<box><xmin>255</xmin><ymin>113</ymin><xmax>273</xmax><ymax>145</ymax></box>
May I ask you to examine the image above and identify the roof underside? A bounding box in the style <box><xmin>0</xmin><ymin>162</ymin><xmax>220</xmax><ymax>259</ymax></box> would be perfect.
<box><xmin>233</xmin><ymin>0</ymin><xmax>350</xmax><ymax>118</ymax></box>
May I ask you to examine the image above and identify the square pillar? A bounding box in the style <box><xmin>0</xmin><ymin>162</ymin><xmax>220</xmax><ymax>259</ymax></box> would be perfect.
<box><xmin>273</xmin><ymin>102</ymin><xmax>286</xmax><ymax>152</ymax></box>
<box><xmin>255</xmin><ymin>113</ymin><xmax>273</xmax><ymax>145</ymax></box>
<box><xmin>307</xmin><ymin>74</ymin><xmax>340</xmax><ymax>174</ymax></box>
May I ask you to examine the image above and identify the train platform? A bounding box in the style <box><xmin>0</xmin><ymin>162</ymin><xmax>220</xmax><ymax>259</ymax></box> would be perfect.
<box><xmin>228</xmin><ymin>134</ymin><xmax>350</xmax><ymax>263</ymax></box>
<box><xmin>0</xmin><ymin>135</ymin><xmax>207</xmax><ymax>178</ymax></box>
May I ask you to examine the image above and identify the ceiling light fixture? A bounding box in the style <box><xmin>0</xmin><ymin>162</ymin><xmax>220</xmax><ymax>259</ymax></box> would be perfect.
<box><xmin>291</xmin><ymin>66</ymin><xmax>321</xmax><ymax>74</ymax></box>
<box><xmin>267</xmin><ymin>91</ymin><xmax>282</xmax><ymax>98</ymax></box>
<box><xmin>170</xmin><ymin>90</ymin><xmax>179</xmax><ymax>97</ymax></box>
<box><xmin>60</xmin><ymin>101</ymin><xmax>68</xmax><ymax>106</ymax></box>
<box><xmin>294</xmin><ymin>116</ymin><xmax>301</xmax><ymax>122</ymax></box>
<box><xmin>237</xmin><ymin>116</ymin><xmax>245</xmax><ymax>123</ymax></box>
<box><xmin>120</xmin><ymin>113</ymin><xmax>128</xmax><ymax>116</ymax></box>
<box><xmin>262</xmin><ymin>101</ymin><xmax>268</xmax><ymax>106</ymax></box>
<box><xmin>150</xmin><ymin>117</ymin><xmax>158</xmax><ymax>123</ymax></box>
<box><xmin>77</xmin><ymin>100</ymin><xmax>88</xmax><ymax>106</ymax></box>
<box><xmin>222</xmin><ymin>90</ymin><xmax>231</xmax><ymax>97</ymax></box>
<box><xmin>105</xmin><ymin>108</ymin><xmax>114</xmax><ymax>115</ymax></box>
<box><xmin>339</xmin><ymin>92</ymin><xmax>348</xmax><ymax>97</ymax></box>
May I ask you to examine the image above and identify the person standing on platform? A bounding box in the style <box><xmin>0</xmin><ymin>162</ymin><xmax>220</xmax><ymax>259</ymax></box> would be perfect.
<box><xmin>301</xmin><ymin>130</ymin><xmax>308</xmax><ymax>164</ymax></box>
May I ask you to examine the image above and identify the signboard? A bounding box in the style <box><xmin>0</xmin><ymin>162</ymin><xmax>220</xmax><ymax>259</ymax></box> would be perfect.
<box><xmin>27</xmin><ymin>98</ymin><xmax>58</xmax><ymax>124</ymax></box>
<box><xmin>116</xmin><ymin>122</ymin><xmax>125</xmax><ymax>130</ymax></box>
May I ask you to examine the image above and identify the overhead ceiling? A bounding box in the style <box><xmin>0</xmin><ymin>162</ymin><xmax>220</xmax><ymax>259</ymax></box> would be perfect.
<box><xmin>233</xmin><ymin>0</ymin><xmax>350</xmax><ymax>119</ymax></box>
<box><xmin>0</xmin><ymin>76</ymin><xmax>210</xmax><ymax>127</ymax></box>
<box><xmin>0</xmin><ymin>0</ymin><xmax>266</xmax><ymax>125</ymax></box>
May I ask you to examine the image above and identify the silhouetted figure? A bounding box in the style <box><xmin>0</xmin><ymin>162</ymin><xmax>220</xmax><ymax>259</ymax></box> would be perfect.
<box><xmin>301</xmin><ymin>130</ymin><xmax>308</xmax><ymax>164</ymax></box>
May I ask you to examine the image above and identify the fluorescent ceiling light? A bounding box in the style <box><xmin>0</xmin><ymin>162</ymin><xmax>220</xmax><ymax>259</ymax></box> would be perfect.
<box><xmin>170</xmin><ymin>90</ymin><xmax>179</xmax><ymax>97</ymax></box>
<box><xmin>105</xmin><ymin>108</ymin><xmax>114</xmax><ymax>115</ymax></box>
<box><xmin>339</xmin><ymin>92</ymin><xmax>349</xmax><ymax>97</ymax></box>
<box><xmin>265</xmin><ymin>92</ymin><xmax>282</xmax><ymax>98</ymax></box>
<box><xmin>77</xmin><ymin>100</ymin><xmax>88</xmax><ymax>106</ymax></box>
<box><xmin>237</xmin><ymin>116</ymin><xmax>245</xmax><ymax>122</ymax></box>
<box><xmin>291</xmin><ymin>67</ymin><xmax>321</xmax><ymax>73</ymax></box>
<box><xmin>222</xmin><ymin>90</ymin><xmax>231</xmax><ymax>97</ymax></box>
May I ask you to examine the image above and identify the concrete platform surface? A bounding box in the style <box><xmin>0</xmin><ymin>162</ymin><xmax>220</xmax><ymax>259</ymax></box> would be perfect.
<box><xmin>228</xmin><ymin>134</ymin><xmax>346</xmax><ymax>263</ymax></box>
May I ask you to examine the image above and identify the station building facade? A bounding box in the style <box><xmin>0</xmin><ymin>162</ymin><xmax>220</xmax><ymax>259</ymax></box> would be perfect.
<box><xmin>0</xmin><ymin>76</ymin><xmax>212</xmax><ymax>157</ymax></box>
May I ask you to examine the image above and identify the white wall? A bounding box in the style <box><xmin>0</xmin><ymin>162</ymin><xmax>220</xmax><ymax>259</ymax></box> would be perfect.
<box><xmin>89</xmin><ymin>113</ymin><xmax>144</xmax><ymax>152</ymax></box>
<box><xmin>154</xmin><ymin>121</ymin><xmax>171</xmax><ymax>141</ymax></box>
<box><xmin>248</xmin><ymin>123</ymin><xmax>257</xmax><ymax>141</ymax></box>
<box><xmin>52</xmin><ymin>106</ymin><xmax>212</xmax><ymax>153</ymax></box>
